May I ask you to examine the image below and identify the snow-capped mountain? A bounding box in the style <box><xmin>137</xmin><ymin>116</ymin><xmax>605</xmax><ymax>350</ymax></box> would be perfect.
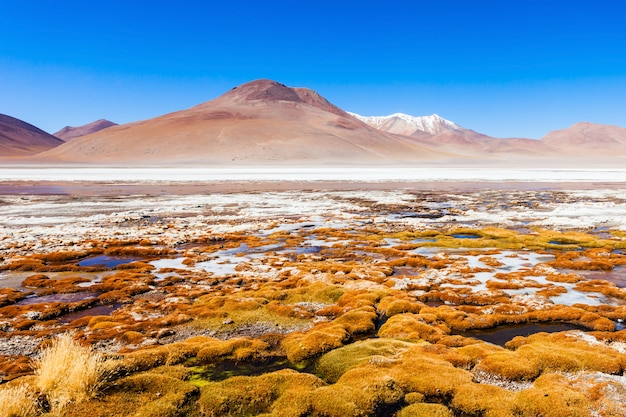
<box><xmin>349</xmin><ymin>112</ymin><xmax>460</xmax><ymax>136</ymax></box>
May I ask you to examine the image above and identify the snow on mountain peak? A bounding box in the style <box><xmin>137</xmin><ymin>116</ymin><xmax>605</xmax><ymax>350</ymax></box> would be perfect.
<box><xmin>349</xmin><ymin>112</ymin><xmax>460</xmax><ymax>135</ymax></box>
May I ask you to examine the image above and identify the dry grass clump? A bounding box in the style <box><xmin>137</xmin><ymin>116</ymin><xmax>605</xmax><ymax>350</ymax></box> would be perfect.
<box><xmin>103</xmin><ymin>245</ymin><xmax>174</xmax><ymax>257</ymax></box>
<box><xmin>311</xmin><ymin>366</ymin><xmax>405</xmax><ymax>417</ymax></box>
<box><xmin>0</xmin><ymin>288</ymin><xmax>30</xmax><ymax>307</ymax></box>
<box><xmin>476</xmin><ymin>331</ymin><xmax>626</xmax><ymax>382</ymax></box>
<box><xmin>451</xmin><ymin>383</ymin><xmax>516</xmax><ymax>417</ymax></box>
<box><xmin>0</xmin><ymin>384</ymin><xmax>38</xmax><ymax>417</ymax></box>
<box><xmin>442</xmin><ymin>342</ymin><xmax>503</xmax><ymax>370</ymax></box>
<box><xmin>64</xmin><ymin>367</ymin><xmax>199</xmax><ymax>417</ymax></box>
<box><xmin>0</xmin><ymin>355</ymin><xmax>35</xmax><ymax>381</ymax></box>
<box><xmin>196</xmin><ymin>337</ymin><xmax>270</xmax><ymax>363</ymax></box>
<box><xmin>283</xmin><ymin>322</ymin><xmax>350</xmax><ymax>363</ymax></box>
<box><xmin>282</xmin><ymin>305</ymin><xmax>378</xmax><ymax>363</ymax></box>
<box><xmin>121</xmin><ymin>336</ymin><xmax>210</xmax><ymax>371</ymax></box>
<box><xmin>34</xmin><ymin>251</ymin><xmax>94</xmax><ymax>263</ymax></box>
<box><xmin>94</xmin><ymin>271</ymin><xmax>154</xmax><ymax>295</ymax></box>
<box><xmin>197</xmin><ymin>369</ymin><xmax>324</xmax><ymax>417</ymax></box>
<box><xmin>35</xmin><ymin>333</ymin><xmax>112</xmax><ymax>414</ymax></box>
<box><xmin>316</xmin><ymin>338</ymin><xmax>415</xmax><ymax>383</ymax></box>
<box><xmin>397</xmin><ymin>403</ymin><xmax>454</xmax><ymax>417</ymax></box>
<box><xmin>514</xmin><ymin>373</ymin><xmax>593</xmax><ymax>417</ymax></box>
<box><xmin>187</xmin><ymin>284</ymin><xmax>343</xmax><ymax>331</ymax></box>
<box><xmin>395</xmin><ymin>346</ymin><xmax>474</xmax><ymax>398</ymax></box>
<box><xmin>378</xmin><ymin>313</ymin><xmax>447</xmax><ymax>342</ymax></box>
<box><xmin>548</xmin><ymin>250</ymin><xmax>616</xmax><ymax>271</ymax></box>
<box><xmin>378</xmin><ymin>296</ymin><xmax>424</xmax><ymax>317</ymax></box>
<box><xmin>120</xmin><ymin>336</ymin><xmax>274</xmax><ymax>373</ymax></box>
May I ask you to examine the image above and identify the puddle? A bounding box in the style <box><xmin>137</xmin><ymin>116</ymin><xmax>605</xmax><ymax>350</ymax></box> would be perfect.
<box><xmin>458</xmin><ymin>322</ymin><xmax>586</xmax><ymax>346</ymax></box>
<box><xmin>58</xmin><ymin>303</ymin><xmax>123</xmax><ymax>324</ymax></box>
<box><xmin>294</xmin><ymin>246</ymin><xmax>323</xmax><ymax>255</ymax></box>
<box><xmin>15</xmin><ymin>291</ymin><xmax>99</xmax><ymax>305</ymax></box>
<box><xmin>0</xmin><ymin>272</ymin><xmax>34</xmax><ymax>290</ymax></box>
<box><xmin>189</xmin><ymin>357</ymin><xmax>315</xmax><ymax>383</ymax></box>
<box><xmin>78</xmin><ymin>255</ymin><xmax>143</xmax><ymax>268</ymax></box>
<box><xmin>561</xmin><ymin>266</ymin><xmax>626</xmax><ymax>288</ymax></box>
<box><xmin>392</xmin><ymin>266</ymin><xmax>424</xmax><ymax>276</ymax></box>
<box><xmin>150</xmin><ymin>258</ymin><xmax>189</xmax><ymax>270</ymax></box>
<box><xmin>392</xmin><ymin>211</ymin><xmax>446</xmax><ymax>219</ymax></box>
<box><xmin>548</xmin><ymin>240</ymin><xmax>579</xmax><ymax>247</ymax></box>
<box><xmin>424</xmin><ymin>300</ymin><xmax>445</xmax><ymax>307</ymax></box>
<box><xmin>451</xmin><ymin>234</ymin><xmax>480</xmax><ymax>239</ymax></box>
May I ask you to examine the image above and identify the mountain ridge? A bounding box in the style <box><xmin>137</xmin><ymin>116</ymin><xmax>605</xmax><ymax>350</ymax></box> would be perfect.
<box><xmin>2</xmin><ymin>79</ymin><xmax>626</xmax><ymax>165</ymax></box>
<box><xmin>0</xmin><ymin>114</ymin><xmax>65</xmax><ymax>158</ymax></box>
<box><xmin>54</xmin><ymin>119</ymin><xmax>118</xmax><ymax>141</ymax></box>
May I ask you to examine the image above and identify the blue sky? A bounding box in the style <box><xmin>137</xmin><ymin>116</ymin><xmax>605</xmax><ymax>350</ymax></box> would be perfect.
<box><xmin>1</xmin><ymin>0</ymin><xmax>625</xmax><ymax>138</ymax></box>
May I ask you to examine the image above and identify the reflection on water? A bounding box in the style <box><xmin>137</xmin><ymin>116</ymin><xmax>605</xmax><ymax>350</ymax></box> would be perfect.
<box><xmin>458</xmin><ymin>322</ymin><xmax>586</xmax><ymax>346</ymax></box>
<box><xmin>15</xmin><ymin>292</ymin><xmax>99</xmax><ymax>305</ymax></box>
<box><xmin>392</xmin><ymin>266</ymin><xmax>424</xmax><ymax>276</ymax></box>
<box><xmin>190</xmin><ymin>357</ymin><xmax>315</xmax><ymax>383</ymax></box>
<box><xmin>58</xmin><ymin>303</ymin><xmax>122</xmax><ymax>324</ymax></box>
<box><xmin>451</xmin><ymin>234</ymin><xmax>480</xmax><ymax>239</ymax></box>
<box><xmin>561</xmin><ymin>266</ymin><xmax>626</xmax><ymax>288</ymax></box>
<box><xmin>78</xmin><ymin>255</ymin><xmax>142</xmax><ymax>268</ymax></box>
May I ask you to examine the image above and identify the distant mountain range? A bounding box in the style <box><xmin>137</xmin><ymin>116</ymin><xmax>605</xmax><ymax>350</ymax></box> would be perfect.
<box><xmin>1</xmin><ymin>79</ymin><xmax>626</xmax><ymax>165</ymax></box>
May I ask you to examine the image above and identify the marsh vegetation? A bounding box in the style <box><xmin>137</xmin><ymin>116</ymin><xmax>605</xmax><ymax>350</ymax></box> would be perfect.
<box><xmin>1</xmin><ymin>188</ymin><xmax>626</xmax><ymax>416</ymax></box>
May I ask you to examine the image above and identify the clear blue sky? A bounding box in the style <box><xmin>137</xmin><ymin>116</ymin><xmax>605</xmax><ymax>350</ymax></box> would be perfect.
<box><xmin>1</xmin><ymin>0</ymin><xmax>625</xmax><ymax>138</ymax></box>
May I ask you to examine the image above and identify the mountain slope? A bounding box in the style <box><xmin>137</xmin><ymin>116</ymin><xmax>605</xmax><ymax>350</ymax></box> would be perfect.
<box><xmin>0</xmin><ymin>114</ymin><xmax>64</xmax><ymax>157</ymax></box>
<box><xmin>38</xmin><ymin>80</ymin><xmax>450</xmax><ymax>164</ymax></box>
<box><xmin>542</xmin><ymin>122</ymin><xmax>626</xmax><ymax>156</ymax></box>
<box><xmin>54</xmin><ymin>119</ymin><xmax>117</xmax><ymax>141</ymax></box>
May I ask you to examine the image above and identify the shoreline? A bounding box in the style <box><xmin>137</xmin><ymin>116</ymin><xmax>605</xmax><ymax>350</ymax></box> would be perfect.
<box><xmin>2</xmin><ymin>179</ymin><xmax>626</xmax><ymax>195</ymax></box>
<box><xmin>1</xmin><ymin>167</ymin><xmax>626</xmax><ymax>195</ymax></box>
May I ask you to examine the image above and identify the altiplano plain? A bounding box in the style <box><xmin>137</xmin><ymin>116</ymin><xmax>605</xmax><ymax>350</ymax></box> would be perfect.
<box><xmin>2</xmin><ymin>177</ymin><xmax>626</xmax><ymax>416</ymax></box>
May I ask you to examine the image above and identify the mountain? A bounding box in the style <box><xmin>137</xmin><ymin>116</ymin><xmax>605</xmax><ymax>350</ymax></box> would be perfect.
<box><xmin>37</xmin><ymin>79</ymin><xmax>450</xmax><ymax>164</ymax></box>
<box><xmin>0</xmin><ymin>114</ymin><xmax>64</xmax><ymax>157</ymax></box>
<box><xmin>352</xmin><ymin>112</ymin><xmax>549</xmax><ymax>157</ymax></box>
<box><xmin>54</xmin><ymin>119</ymin><xmax>117</xmax><ymax>141</ymax></box>
<box><xmin>542</xmin><ymin>122</ymin><xmax>626</xmax><ymax>156</ymax></box>
<box><xmin>349</xmin><ymin>113</ymin><xmax>461</xmax><ymax>136</ymax></box>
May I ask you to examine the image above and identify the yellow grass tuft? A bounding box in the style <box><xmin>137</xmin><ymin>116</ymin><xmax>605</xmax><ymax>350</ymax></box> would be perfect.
<box><xmin>316</xmin><ymin>338</ymin><xmax>414</xmax><ymax>382</ymax></box>
<box><xmin>378</xmin><ymin>313</ymin><xmax>446</xmax><ymax>342</ymax></box>
<box><xmin>451</xmin><ymin>383</ymin><xmax>516</xmax><ymax>417</ymax></box>
<box><xmin>0</xmin><ymin>384</ymin><xmax>38</xmax><ymax>417</ymax></box>
<box><xmin>514</xmin><ymin>373</ymin><xmax>593</xmax><ymax>417</ymax></box>
<box><xmin>397</xmin><ymin>403</ymin><xmax>454</xmax><ymax>417</ymax></box>
<box><xmin>197</xmin><ymin>369</ymin><xmax>324</xmax><ymax>417</ymax></box>
<box><xmin>35</xmin><ymin>333</ymin><xmax>111</xmax><ymax>414</ymax></box>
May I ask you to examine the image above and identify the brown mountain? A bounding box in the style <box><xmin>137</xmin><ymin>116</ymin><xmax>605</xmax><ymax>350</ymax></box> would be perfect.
<box><xmin>542</xmin><ymin>122</ymin><xmax>626</xmax><ymax>156</ymax></box>
<box><xmin>54</xmin><ymin>119</ymin><xmax>117</xmax><ymax>141</ymax></box>
<box><xmin>0</xmin><ymin>114</ymin><xmax>64</xmax><ymax>157</ymax></box>
<box><xmin>38</xmin><ymin>80</ymin><xmax>450</xmax><ymax>164</ymax></box>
